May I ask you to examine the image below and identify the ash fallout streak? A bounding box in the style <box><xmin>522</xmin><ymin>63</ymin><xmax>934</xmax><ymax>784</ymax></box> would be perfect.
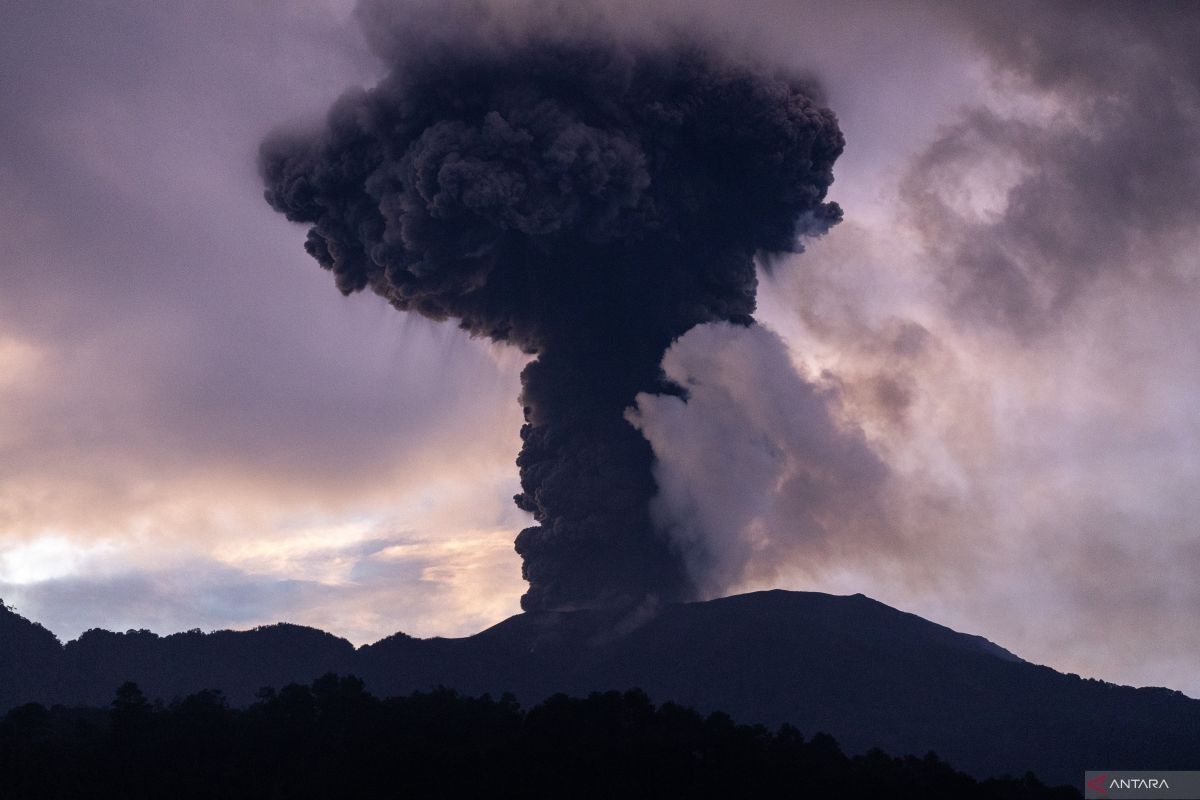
<box><xmin>260</xmin><ymin>34</ymin><xmax>844</xmax><ymax>611</ymax></box>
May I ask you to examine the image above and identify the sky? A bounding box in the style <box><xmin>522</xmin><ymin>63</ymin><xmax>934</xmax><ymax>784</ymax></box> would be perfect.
<box><xmin>1</xmin><ymin>0</ymin><xmax>1198</xmax><ymax>696</ymax></box>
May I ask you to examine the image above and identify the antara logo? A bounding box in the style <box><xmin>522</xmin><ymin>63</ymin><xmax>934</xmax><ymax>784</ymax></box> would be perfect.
<box><xmin>1109</xmin><ymin>778</ymin><xmax>1171</xmax><ymax>789</ymax></box>
<box><xmin>1088</xmin><ymin>774</ymin><xmax>1172</xmax><ymax>793</ymax></box>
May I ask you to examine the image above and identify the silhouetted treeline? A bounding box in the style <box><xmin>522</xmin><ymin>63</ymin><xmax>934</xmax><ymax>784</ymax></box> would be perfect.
<box><xmin>5</xmin><ymin>593</ymin><xmax>1198</xmax><ymax>787</ymax></box>
<box><xmin>0</xmin><ymin>676</ymin><xmax>1079</xmax><ymax>800</ymax></box>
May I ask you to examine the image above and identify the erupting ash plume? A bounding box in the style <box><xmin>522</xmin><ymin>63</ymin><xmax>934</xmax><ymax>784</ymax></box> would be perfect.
<box><xmin>259</xmin><ymin>14</ymin><xmax>843</xmax><ymax>611</ymax></box>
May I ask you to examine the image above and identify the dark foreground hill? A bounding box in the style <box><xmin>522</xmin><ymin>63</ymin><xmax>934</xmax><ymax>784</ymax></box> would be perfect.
<box><xmin>3</xmin><ymin>590</ymin><xmax>1197</xmax><ymax>786</ymax></box>
<box><xmin>1</xmin><ymin>678</ymin><xmax>1080</xmax><ymax>800</ymax></box>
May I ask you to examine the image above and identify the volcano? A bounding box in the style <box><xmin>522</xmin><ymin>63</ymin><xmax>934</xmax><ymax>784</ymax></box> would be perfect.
<box><xmin>3</xmin><ymin>590</ymin><xmax>1197</xmax><ymax>787</ymax></box>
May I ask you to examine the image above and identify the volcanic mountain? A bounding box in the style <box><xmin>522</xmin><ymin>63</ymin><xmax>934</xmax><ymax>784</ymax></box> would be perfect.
<box><xmin>3</xmin><ymin>590</ymin><xmax>1196</xmax><ymax>786</ymax></box>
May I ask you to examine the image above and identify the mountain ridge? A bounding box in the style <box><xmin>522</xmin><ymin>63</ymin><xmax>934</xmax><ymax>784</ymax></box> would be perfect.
<box><xmin>3</xmin><ymin>590</ymin><xmax>1196</xmax><ymax>786</ymax></box>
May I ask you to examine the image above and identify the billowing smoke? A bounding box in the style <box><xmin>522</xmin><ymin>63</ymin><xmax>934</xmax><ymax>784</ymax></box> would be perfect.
<box><xmin>628</xmin><ymin>323</ymin><xmax>891</xmax><ymax>597</ymax></box>
<box><xmin>259</xmin><ymin>12</ymin><xmax>843</xmax><ymax>610</ymax></box>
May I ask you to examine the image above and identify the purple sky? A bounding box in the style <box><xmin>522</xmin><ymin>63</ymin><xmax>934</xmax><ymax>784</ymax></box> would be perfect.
<box><xmin>2</xmin><ymin>0</ymin><xmax>1198</xmax><ymax>696</ymax></box>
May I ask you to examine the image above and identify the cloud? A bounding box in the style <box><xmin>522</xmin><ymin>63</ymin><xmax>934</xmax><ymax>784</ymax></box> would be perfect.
<box><xmin>1</xmin><ymin>522</ymin><xmax>524</xmax><ymax>646</ymax></box>
<box><xmin>0</xmin><ymin>0</ymin><xmax>531</xmax><ymax>540</ymax></box>
<box><xmin>0</xmin><ymin>0</ymin><xmax>533</xmax><ymax>645</ymax></box>
<box><xmin>903</xmin><ymin>0</ymin><xmax>1200</xmax><ymax>334</ymax></box>
<box><xmin>2</xmin><ymin>0</ymin><xmax>1199</xmax><ymax>699</ymax></box>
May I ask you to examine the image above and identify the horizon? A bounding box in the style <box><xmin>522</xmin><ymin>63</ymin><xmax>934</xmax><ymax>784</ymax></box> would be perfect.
<box><xmin>9</xmin><ymin>586</ymin><xmax>1197</xmax><ymax>706</ymax></box>
<box><xmin>2</xmin><ymin>0</ymin><xmax>1199</xmax><ymax>701</ymax></box>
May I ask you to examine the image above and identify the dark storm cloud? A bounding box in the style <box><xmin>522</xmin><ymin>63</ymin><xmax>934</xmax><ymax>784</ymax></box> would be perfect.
<box><xmin>260</xmin><ymin>3</ymin><xmax>844</xmax><ymax>610</ymax></box>
<box><xmin>904</xmin><ymin>0</ymin><xmax>1200</xmax><ymax>334</ymax></box>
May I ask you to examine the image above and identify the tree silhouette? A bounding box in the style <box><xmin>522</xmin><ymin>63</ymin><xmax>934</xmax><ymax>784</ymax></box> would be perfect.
<box><xmin>0</xmin><ymin>676</ymin><xmax>1082</xmax><ymax>799</ymax></box>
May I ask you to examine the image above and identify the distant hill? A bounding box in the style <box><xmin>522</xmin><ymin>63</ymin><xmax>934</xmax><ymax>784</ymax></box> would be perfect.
<box><xmin>3</xmin><ymin>590</ymin><xmax>1197</xmax><ymax>786</ymax></box>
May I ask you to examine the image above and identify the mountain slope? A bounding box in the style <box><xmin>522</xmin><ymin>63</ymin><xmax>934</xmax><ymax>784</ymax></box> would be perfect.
<box><xmin>0</xmin><ymin>601</ymin><xmax>61</xmax><ymax>708</ymax></box>
<box><xmin>356</xmin><ymin>591</ymin><xmax>1199</xmax><ymax>785</ymax></box>
<box><xmin>3</xmin><ymin>590</ymin><xmax>1197</xmax><ymax>786</ymax></box>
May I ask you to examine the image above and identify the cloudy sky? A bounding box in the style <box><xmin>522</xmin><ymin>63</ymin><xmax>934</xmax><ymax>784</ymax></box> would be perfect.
<box><xmin>2</xmin><ymin>0</ymin><xmax>1198</xmax><ymax>696</ymax></box>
